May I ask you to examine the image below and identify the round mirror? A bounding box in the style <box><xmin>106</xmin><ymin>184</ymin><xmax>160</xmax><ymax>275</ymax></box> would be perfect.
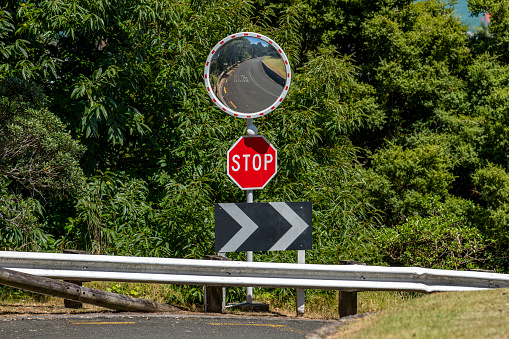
<box><xmin>204</xmin><ymin>32</ymin><xmax>291</xmax><ymax>119</ymax></box>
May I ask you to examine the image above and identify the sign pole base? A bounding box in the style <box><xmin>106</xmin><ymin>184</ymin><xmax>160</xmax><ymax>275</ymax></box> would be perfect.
<box><xmin>225</xmin><ymin>301</ymin><xmax>269</xmax><ymax>312</ymax></box>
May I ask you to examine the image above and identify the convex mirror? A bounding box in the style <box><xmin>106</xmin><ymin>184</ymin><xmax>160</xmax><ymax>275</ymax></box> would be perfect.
<box><xmin>204</xmin><ymin>32</ymin><xmax>291</xmax><ymax>119</ymax></box>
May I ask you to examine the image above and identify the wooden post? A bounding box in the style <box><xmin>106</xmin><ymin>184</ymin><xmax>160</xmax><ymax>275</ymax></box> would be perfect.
<box><xmin>338</xmin><ymin>260</ymin><xmax>366</xmax><ymax>318</ymax></box>
<box><xmin>63</xmin><ymin>249</ymin><xmax>89</xmax><ymax>309</ymax></box>
<box><xmin>339</xmin><ymin>291</ymin><xmax>357</xmax><ymax>318</ymax></box>
<box><xmin>0</xmin><ymin>267</ymin><xmax>179</xmax><ymax>312</ymax></box>
<box><xmin>204</xmin><ymin>254</ymin><xmax>232</xmax><ymax>313</ymax></box>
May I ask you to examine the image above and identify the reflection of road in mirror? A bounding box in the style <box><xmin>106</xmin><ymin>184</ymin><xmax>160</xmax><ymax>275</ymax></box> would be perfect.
<box><xmin>217</xmin><ymin>56</ymin><xmax>284</xmax><ymax>114</ymax></box>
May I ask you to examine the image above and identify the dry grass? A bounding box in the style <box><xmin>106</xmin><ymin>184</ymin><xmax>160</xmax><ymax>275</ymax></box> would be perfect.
<box><xmin>329</xmin><ymin>288</ymin><xmax>509</xmax><ymax>339</ymax></box>
<box><xmin>262</xmin><ymin>56</ymin><xmax>286</xmax><ymax>78</ymax></box>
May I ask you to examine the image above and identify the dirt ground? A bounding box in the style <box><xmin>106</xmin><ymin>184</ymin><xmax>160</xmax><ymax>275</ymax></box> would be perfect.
<box><xmin>0</xmin><ymin>296</ymin><xmax>299</xmax><ymax>319</ymax></box>
<box><xmin>0</xmin><ymin>297</ymin><xmax>122</xmax><ymax>318</ymax></box>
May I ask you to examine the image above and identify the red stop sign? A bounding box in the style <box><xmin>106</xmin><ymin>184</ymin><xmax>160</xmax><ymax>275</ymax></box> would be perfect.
<box><xmin>227</xmin><ymin>136</ymin><xmax>277</xmax><ymax>190</ymax></box>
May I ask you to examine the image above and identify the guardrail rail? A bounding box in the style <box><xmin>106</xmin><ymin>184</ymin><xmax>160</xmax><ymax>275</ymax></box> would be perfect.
<box><xmin>1</xmin><ymin>251</ymin><xmax>508</xmax><ymax>293</ymax></box>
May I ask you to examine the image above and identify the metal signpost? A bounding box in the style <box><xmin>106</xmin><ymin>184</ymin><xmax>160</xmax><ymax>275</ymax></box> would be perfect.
<box><xmin>204</xmin><ymin>32</ymin><xmax>309</xmax><ymax>314</ymax></box>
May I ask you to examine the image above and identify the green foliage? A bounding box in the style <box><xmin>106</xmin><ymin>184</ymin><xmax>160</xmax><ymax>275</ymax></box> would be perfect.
<box><xmin>293</xmin><ymin>47</ymin><xmax>383</xmax><ymax>134</ymax></box>
<box><xmin>0</xmin><ymin>76</ymin><xmax>46</xmax><ymax>108</ymax></box>
<box><xmin>106</xmin><ymin>283</ymin><xmax>141</xmax><ymax>298</ymax></box>
<box><xmin>354</xmin><ymin>1</ymin><xmax>509</xmax><ymax>270</ymax></box>
<box><xmin>0</xmin><ymin>76</ymin><xmax>85</xmax><ymax>251</ymax></box>
<box><xmin>0</xmin><ymin>177</ymin><xmax>55</xmax><ymax>252</ymax></box>
<box><xmin>163</xmin><ymin>285</ymin><xmax>206</xmax><ymax>307</ymax></box>
<box><xmin>0</xmin><ymin>285</ymin><xmax>49</xmax><ymax>302</ymax></box>
<box><xmin>0</xmin><ymin>103</ymin><xmax>86</xmax><ymax>196</ymax></box>
<box><xmin>67</xmin><ymin>172</ymin><xmax>159</xmax><ymax>255</ymax></box>
<box><xmin>2</xmin><ymin>0</ymin><xmax>509</xmax><ymax>281</ymax></box>
<box><xmin>469</xmin><ymin>0</ymin><xmax>509</xmax><ymax>61</ymax></box>
<box><xmin>0</xmin><ymin>0</ymin><xmax>260</xmax><ymax>173</ymax></box>
<box><xmin>470</xmin><ymin>163</ymin><xmax>509</xmax><ymax>268</ymax></box>
<box><xmin>365</xmin><ymin>143</ymin><xmax>455</xmax><ymax>225</ymax></box>
<box><xmin>376</xmin><ymin>196</ymin><xmax>486</xmax><ymax>270</ymax></box>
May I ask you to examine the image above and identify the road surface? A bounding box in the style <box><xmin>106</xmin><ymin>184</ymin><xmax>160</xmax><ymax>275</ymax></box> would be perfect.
<box><xmin>0</xmin><ymin>313</ymin><xmax>333</xmax><ymax>339</ymax></box>
<box><xmin>219</xmin><ymin>57</ymin><xmax>284</xmax><ymax>113</ymax></box>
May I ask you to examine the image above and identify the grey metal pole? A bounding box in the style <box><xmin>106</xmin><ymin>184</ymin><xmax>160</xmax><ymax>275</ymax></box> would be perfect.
<box><xmin>246</xmin><ymin>118</ymin><xmax>254</xmax><ymax>304</ymax></box>
<box><xmin>246</xmin><ymin>190</ymin><xmax>253</xmax><ymax>304</ymax></box>
<box><xmin>296</xmin><ymin>250</ymin><xmax>305</xmax><ymax>316</ymax></box>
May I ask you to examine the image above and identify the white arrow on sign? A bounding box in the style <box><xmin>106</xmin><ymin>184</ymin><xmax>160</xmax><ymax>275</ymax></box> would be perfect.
<box><xmin>217</xmin><ymin>203</ymin><xmax>259</xmax><ymax>253</ymax></box>
<box><xmin>268</xmin><ymin>202</ymin><xmax>309</xmax><ymax>251</ymax></box>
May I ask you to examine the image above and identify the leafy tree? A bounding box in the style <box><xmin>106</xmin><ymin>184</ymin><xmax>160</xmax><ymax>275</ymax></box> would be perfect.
<box><xmin>469</xmin><ymin>0</ymin><xmax>509</xmax><ymax>61</ymax></box>
<box><xmin>0</xmin><ymin>77</ymin><xmax>86</xmax><ymax>198</ymax></box>
<box><xmin>0</xmin><ymin>77</ymin><xmax>86</xmax><ymax>251</ymax></box>
<box><xmin>2</xmin><ymin>0</ymin><xmax>509</xmax><ymax>273</ymax></box>
<box><xmin>0</xmin><ymin>1</ymin><xmax>382</xmax><ymax>264</ymax></box>
<box><xmin>356</xmin><ymin>0</ymin><xmax>509</xmax><ymax>270</ymax></box>
<box><xmin>470</xmin><ymin>163</ymin><xmax>509</xmax><ymax>268</ymax></box>
<box><xmin>364</xmin><ymin>143</ymin><xmax>455</xmax><ymax>225</ymax></box>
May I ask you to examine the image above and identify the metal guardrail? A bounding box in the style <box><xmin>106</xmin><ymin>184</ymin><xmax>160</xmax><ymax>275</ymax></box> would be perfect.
<box><xmin>1</xmin><ymin>251</ymin><xmax>508</xmax><ymax>293</ymax></box>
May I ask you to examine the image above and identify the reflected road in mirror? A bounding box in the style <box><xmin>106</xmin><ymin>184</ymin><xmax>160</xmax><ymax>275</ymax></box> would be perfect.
<box><xmin>218</xmin><ymin>56</ymin><xmax>284</xmax><ymax>113</ymax></box>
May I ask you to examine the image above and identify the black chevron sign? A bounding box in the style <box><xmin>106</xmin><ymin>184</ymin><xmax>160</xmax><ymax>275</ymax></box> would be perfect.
<box><xmin>214</xmin><ymin>202</ymin><xmax>312</xmax><ymax>252</ymax></box>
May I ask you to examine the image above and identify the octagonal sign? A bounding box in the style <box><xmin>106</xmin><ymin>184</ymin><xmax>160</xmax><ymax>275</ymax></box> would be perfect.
<box><xmin>227</xmin><ymin>136</ymin><xmax>277</xmax><ymax>190</ymax></box>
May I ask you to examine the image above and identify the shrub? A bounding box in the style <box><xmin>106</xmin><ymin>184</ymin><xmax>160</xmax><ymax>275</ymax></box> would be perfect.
<box><xmin>376</xmin><ymin>197</ymin><xmax>486</xmax><ymax>270</ymax></box>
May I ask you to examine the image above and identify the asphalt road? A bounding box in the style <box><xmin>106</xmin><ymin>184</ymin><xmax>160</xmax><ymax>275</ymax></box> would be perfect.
<box><xmin>0</xmin><ymin>314</ymin><xmax>333</xmax><ymax>339</ymax></box>
<box><xmin>220</xmin><ymin>57</ymin><xmax>284</xmax><ymax>113</ymax></box>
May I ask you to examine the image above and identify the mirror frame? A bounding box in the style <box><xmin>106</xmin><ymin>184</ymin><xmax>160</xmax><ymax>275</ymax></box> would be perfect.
<box><xmin>204</xmin><ymin>32</ymin><xmax>292</xmax><ymax>119</ymax></box>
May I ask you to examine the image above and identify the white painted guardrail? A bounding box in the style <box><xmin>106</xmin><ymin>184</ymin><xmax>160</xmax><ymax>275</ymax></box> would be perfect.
<box><xmin>1</xmin><ymin>251</ymin><xmax>508</xmax><ymax>293</ymax></box>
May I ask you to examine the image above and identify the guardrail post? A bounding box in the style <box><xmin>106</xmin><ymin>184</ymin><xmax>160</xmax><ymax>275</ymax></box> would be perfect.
<box><xmin>338</xmin><ymin>260</ymin><xmax>366</xmax><ymax>318</ymax></box>
<box><xmin>63</xmin><ymin>249</ymin><xmax>89</xmax><ymax>309</ymax></box>
<box><xmin>204</xmin><ymin>254</ymin><xmax>232</xmax><ymax>313</ymax></box>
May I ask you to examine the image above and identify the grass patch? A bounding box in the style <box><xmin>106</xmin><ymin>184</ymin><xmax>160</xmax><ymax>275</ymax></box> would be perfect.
<box><xmin>255</xmin><ymin>290</ymin><xmax>416</xmax><ymax>319</ymax></box>
<box><xmin>262</xmin><ymin>56</ymin><xmax>286</xmax><ymax>78</ymax></box>
<box><xmin>333</xmin><ymin>288</ymin><xmax>509</xmax><ymax>338</ymax></box>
